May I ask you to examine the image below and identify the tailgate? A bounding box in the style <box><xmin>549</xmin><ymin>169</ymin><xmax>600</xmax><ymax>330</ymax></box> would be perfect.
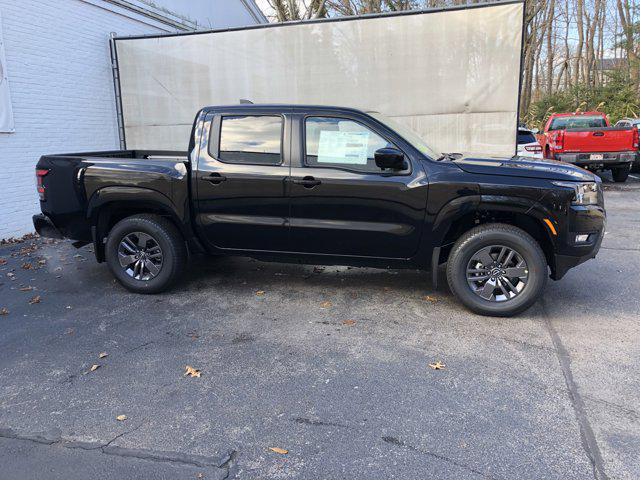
<box><xmin>563</xmin><ymin>128</ymin><xmax>635</xmax><ymax>152</ymax></box>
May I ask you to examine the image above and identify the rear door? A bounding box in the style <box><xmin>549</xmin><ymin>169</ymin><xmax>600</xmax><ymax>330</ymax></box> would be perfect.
<box><xmin>194</xmin><ymin>107</ymin><xmax>291</xmax><ymax>251</ymax></box>
<box><xmin>288</xmin><ymin>110</ymin><xmax>428</xmax><ymax>259</ymax></box>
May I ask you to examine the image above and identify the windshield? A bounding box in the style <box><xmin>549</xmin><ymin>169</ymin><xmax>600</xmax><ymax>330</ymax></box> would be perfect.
<box><xmin>549</xmin><ymin>115</ymin><xmax>607</xmax><ymax>131</ymax></box>
<box><xmin>368</xmin><ymin>112</ymin><xmax>442</xmax><ymax>160</ymax></box>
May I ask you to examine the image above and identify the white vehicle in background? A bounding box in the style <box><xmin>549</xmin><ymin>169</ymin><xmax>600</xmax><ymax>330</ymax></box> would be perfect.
<box><xmin>614</xmin><ymin>118</ymin><xmax>640</xmax><ymax>129</ymax></box>
<box><xmin>614</xmin><ymin>118</ymin><xmax>640</xmax><ymax>172</ymax></box>
<box><xmin>517</xmin><ymin>128</ymin><xmax>543</xmax><ymax>159</ymax></box>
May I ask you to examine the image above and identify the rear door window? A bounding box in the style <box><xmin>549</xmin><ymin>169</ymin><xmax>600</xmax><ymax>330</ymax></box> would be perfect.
<box><xmin>218</xmin><ymin>115</ymin><xmax>283</xmax><ymax>165</ymax></box>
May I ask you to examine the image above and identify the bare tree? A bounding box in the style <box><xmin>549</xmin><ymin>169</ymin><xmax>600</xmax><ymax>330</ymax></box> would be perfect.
<box><xmin>265</xmin><ymin>0</ymin><xmax>328</xmax><ymax>21</ymax></box>
<box><xmin>617</xmin><ymin>0</ymin><xmax>639</xmax><ymax>91</ymax></box>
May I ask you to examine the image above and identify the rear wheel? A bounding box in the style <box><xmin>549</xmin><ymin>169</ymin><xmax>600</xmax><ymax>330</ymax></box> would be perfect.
<box><xmin>446</xmin><ymin>224</ymin><xmax>547</xmax><ymax>317</ymax></box>
<box><xmin>105</xmin><ymin>214</ymin><xmax>187</xmax><ymax>293</ymax></box>
<box><xmin>612</xmin><ymin>164</ymin><xmax>630</xmax><ymax>183</ymax></box>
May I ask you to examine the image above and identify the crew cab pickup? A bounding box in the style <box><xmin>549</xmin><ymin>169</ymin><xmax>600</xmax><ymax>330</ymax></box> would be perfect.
<box><xmin>539</xmin><ymin>111</ymin><xmax>638</xmax><ymax>182</ymax></box>
<box><xmin>33</xmin><ymin>105</ymin><xmax>605</xmax><ymax>317</ymax></box>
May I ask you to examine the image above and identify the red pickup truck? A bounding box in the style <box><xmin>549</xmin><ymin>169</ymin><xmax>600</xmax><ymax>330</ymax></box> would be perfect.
<box><xmin>539</xmin><ymin>112</ymin><xmax>638</xmax><ymax>182</ymax></box>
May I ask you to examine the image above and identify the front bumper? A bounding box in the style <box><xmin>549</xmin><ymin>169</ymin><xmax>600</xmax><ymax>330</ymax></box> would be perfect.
<box><xmin>33</xmin><ymin>214</ymin><xmax>64</xmax><ymax>239</ymax></box>
<box><xmin>556</xmin><ymin>151</ymin><xmax>635</xmax><ymax>168</ymax></box>
<box><xmin>550</xmin><ymin>204</ymin><xmax>606</xmax><ymax>280</ymax></box>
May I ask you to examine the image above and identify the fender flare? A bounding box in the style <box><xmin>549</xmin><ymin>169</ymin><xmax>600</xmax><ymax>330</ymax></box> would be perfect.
<box><xmin>87</xmin><ymin>186</ymin><xmax>192</xmax><ymax>261</ymax></box>
<box><xmin>429</xmin><ymin>194</ymin><xmax>558</xmax><ymax>260</ymax></box>
<box><xmin>430</xmin><ymin>195</ymin><xmax>482</xmax><ymax>249</ymax></box>
<box><xmin>87</xmin><ymin>186</ymin><xmax>180</xmax><ymax>224</ymax></box>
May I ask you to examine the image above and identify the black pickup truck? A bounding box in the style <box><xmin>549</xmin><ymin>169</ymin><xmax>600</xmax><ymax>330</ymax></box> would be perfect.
<box><xmin>33</xmin><ymin>105</ymin><xmax>605</xmax><ymax>317</ymax></box>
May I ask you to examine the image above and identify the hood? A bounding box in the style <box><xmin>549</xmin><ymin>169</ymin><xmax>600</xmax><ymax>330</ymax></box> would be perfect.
<box><xmin>453</xmin><ymin>154</ymin><xmax>596</xmax><ymax>182</ymax></box>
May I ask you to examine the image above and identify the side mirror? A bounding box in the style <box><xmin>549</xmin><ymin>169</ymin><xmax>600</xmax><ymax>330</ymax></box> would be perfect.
<box><xmin>531</xmin><ymin>128</ymin><xmax>539</xmax><ymax>134</ymax></box>
<box><xmin>375</xmin><ymin>148</ymin><xmax>405</xmax><ymax>170</ymax></box>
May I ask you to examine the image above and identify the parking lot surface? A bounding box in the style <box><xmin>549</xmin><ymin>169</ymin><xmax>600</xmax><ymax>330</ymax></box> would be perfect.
<box><xmin>0</xmin><ymin>173</ymin><xmax>639</xmax><ymax>480</ymax></box>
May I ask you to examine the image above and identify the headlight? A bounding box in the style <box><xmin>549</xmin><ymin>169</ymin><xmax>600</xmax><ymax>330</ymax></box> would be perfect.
<box><xmin>552</xmin><ymin>181</ymin><xmax>599</xmax><ymax>205</ymax></box>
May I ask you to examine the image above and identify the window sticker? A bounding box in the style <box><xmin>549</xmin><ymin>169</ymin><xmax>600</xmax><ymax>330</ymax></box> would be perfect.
<box><xmin>317</xmin><ymin>130</ymin><xmax>369</xmax><ymax>165</ymax></box>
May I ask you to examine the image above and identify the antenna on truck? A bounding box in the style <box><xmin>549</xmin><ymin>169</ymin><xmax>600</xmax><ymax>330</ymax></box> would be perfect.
<box><xmin>239</xmin><ymin>99</ymin><xmax>254</xmax><ymax>104</ymax></box>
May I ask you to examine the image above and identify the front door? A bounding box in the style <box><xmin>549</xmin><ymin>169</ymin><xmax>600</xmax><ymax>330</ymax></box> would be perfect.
<box><xmin>289</xmin><ymin>114</ymin><xmax>428</xmax><ymax>259</ymax></box>
<box><xmin>195</xmin><ymin>109</ymin><xmax>291</xmax><ymax>252</ymax></box>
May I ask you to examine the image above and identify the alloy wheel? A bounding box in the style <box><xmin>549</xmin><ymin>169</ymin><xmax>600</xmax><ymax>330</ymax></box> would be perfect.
<box><xmin>466</xmin><ymin>245</ymin><xmax>529</xmax><ymax>302</ymax></box>
<box><xmin>118</xmin><ymin>232</ymin><xmax>163</xmax><ymax>281</ymax></box>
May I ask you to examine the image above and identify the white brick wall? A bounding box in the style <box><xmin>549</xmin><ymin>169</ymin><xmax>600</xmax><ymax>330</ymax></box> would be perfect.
<box><xmin>0</xmin><ymin>0</ymin><xmax>175</xmax><ymax>239</ymax></box>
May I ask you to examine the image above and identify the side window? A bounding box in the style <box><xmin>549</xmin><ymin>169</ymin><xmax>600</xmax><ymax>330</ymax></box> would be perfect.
<box><xmin>305</xmin><ymin>117</ymin><xmax>395</xmax><ymax>173</ymax></box>
<box><xmin>218</xmin><ymin>115</ymin><xmax>282</xmax><ymax>165</ymax></box>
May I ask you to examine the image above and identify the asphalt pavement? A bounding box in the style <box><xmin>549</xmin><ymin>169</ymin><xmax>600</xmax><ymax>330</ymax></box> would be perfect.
<box><xmin>0</xmin><ymin>173</ymin><xmax>638</xmax><ymax>480</ymax></box>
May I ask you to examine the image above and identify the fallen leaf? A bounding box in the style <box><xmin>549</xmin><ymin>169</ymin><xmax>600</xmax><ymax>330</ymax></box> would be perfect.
<box><xmin>313</xmin><ymin>266</ymin><xmax>325</xmax><ymax>273</ymax></box>
<box><xmin>320</xmin><ymin>301</ymin><xmax>332</xmax><ymax>308</ymax></box>
<box><xmin>98</xmin><ymin>352</ymin><xmax>108</xmax><ymax>359</ymax></box>
<box><xmin>342</xmin><ymin>319</ymin><xmax>357</xmax><ymax>326</ymax></box>
<box><xmin>20</xmin><ymin>286</ymin><xmax>34</xmax><ymax>292</ymax></box>
<box><xmin>0</xmin><ymin>258</ymin><xmax>7</xmax><ymax>266</ymax></box>
<box><xmin>21</xmin><ymin>263</ymin><xmax>32</xmax><ymax>270</ymax></box>
<box><xmin>184</xmin><ymin>365</ymin><xmax>202</xmax><ymax>378</ymax></box>
<box><xmin>90</xmin><ymin>364</ymin><xmax>100</xmax><ymax>372</ymax></box>
<box><xmin>0</xmin><ymin>308</ymin><xmax>9</xmax><ymax>316</ymax></box>
<box><xmin>428</xmin><ymin>361</ymin><xmax>446</xmax><ymax>370</ymax></box>
<box><xmin>196</xmin><ymin>474</ymin><xmax>204</xmax><ymax>479</ymax></box>
<box><xmin>256</xmin><ymin>290</ymin><xmax>266</xmax><ymax>296</ymax></box>
<box><xmin>269</xmin><ymin>447</ymin><xmax>288</xmax><ymax>455</ymax></box>
<box><xmin>37</xmin><ymin>259</ymin><xmax>47</xmax><ymax>266</ymax></box>
<box><xmin>116</xmin><ymin>414</ymin><xmax>127</xmax><ymax>421</ymax></box>
<box><xmin>29</xmin><ymin>295</ymin><xmax>41</xmax><ymax>305</ymax></box>
<box><xmin>423</xmin><ymin>295</ymin><xmax>438</xmax><ymax>304</ymax></box>
<box><xmin>65</xmin><ymin>328</ymin><xmax>75</xmax><ymax>335</ymax></box>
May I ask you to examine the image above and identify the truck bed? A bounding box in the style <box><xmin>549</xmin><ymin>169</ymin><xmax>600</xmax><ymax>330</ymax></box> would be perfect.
<box><xmin>36</xmin><ymin>150</ymin><xmax>190</xmax><ymax>244</ymax></box>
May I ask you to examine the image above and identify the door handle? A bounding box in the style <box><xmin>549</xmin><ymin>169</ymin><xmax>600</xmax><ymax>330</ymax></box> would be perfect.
<box><xmin>293</xmin><ymin>176</ymin><xmax>321</xmax><ymax>188</ymax></box>
<box><xmin>201</xmin><ymin>173</ymin><xmax>227</xmax><ymax>184</ymax></box>
<box><xmin>593</xmin><ymin>131</ymin><xmax>604</xmax><ymax>136</ymax></box>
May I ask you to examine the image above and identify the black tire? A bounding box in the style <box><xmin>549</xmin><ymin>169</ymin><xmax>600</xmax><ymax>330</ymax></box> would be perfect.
<box><xmin>105</xmin><ymin>214</ymin><xmax>187</xmax><ymax>294</ymax></box>
<box><xmin>612</xmin><ymin>165</ymin><xmax>630</xmax><ymax>183</ymax></box>
<box><xmin>446</xmin><ymin>223</ymin><xmax>547</xmax><ymax>317</ymax></box>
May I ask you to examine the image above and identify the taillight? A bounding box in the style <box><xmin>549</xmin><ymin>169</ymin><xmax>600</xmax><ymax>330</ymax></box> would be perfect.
<box><xmin>554</xmin><ymin>130</ymin><xmax>564</xmax><ymax>150</ymax></box>
<box><xmin>35</xmin><ymin>169</ymin><xmax>49</xmax><ymax>201</ymax></box>
<box><xmin>525</xmin><ymin>145</ymin><xmax>542</xmax><ymax>153</ymax></box>
<box><xmin>633</xmin><ymin>127</ymin><xmax>639</xmax><ymax>149</ymax></box>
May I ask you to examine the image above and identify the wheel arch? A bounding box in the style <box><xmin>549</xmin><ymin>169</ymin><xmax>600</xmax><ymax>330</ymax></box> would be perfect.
<box><xmin>434</xmin><ymin>196</ymin><xmax>557</xmax><ymax>273</ymax></box>
<box><xmin>87</xmin><ymin>187</ymin><xmax>194</xmax><ymax>262</ymax></box>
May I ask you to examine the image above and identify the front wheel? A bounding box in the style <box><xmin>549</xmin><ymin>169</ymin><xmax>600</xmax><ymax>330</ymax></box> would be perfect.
<box><xmin>446</xmin><ymin>224</ymin><xmax>547</xmax><ymax>317</ymax></box>
<box><xmin>612</xmin><ymin>165</ymin><xmax>630</xmax><ymax>183</ymax></box>
<box><xmin>105</xmin><ymin>214</ymin><xmax>187</xmax><ymax>294</ymax></box>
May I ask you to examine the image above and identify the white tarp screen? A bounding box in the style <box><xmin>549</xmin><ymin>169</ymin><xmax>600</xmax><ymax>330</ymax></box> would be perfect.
<box><xmin>115</xmin><ymin>2</ymin><xmax>524</xmax><ymax>156</ymax></box>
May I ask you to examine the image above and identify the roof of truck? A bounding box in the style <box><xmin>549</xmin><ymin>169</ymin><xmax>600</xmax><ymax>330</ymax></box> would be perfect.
<box><xmin>203</xmin><ymin>104</ymin><xmax>371</xmax><ymax>113</ymax></box>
